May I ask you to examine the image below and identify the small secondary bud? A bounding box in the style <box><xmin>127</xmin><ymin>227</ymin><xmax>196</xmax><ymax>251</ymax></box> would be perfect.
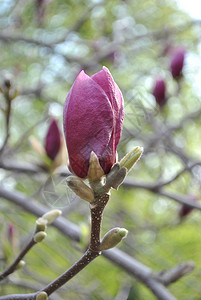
<box><xmin>170</xmin><ymin>47</ymin><xmax>185</xmax><ymax>78</ymax></box>
<box><xmin>105</xmin><ymin>163</ymin><xmax>127</xmax><ymax>190</ymax></box>
<box><xmin>41</xmin><ymin>209</ymin><xmax>62</xmax><ymax>225</ymax></box>
<box><xmin>16</xmin><ymin>260</ymin><xmax>26</xmax><ymax>270</ymax></box>
<box><xmin>66</xmin><ymin>176</ymin><xmax>94</xmax><ymax>202</ymax></box>
<box><xmin>119</xmin><ymin>147</ymin><xmax>143</xmax><ymax>172</ymax></box>
<box><xmin>36</xmin><ymin>292</ymin><xmax>48</xmax><ymax>300</ymax></box>
<box><xmin>100</xmin><ymin>227</ymin><xmax>128</xmax><ymax>250</ymax></box>
<box><xmin>36</xmin><ymin>218</ymin><xmax>47</xmax><ymax>232</ymax></box>
<box><xmin>87</xmin><ymin>151</ymin><xmax>104</xmax><ymax>180</ymax></box>
<box><xmin>34</xmin><ymin>231</ymin><xmax>47</xmax><ymax>243</ymax></box>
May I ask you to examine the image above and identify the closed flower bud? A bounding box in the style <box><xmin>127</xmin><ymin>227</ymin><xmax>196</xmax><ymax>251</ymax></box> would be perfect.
<box><xmin>45</xmin><ymin>119</ymin><xmax>61</xmax><ymax>161</ymax></box>
<box><xmin>170</xmin><ymin>47</ymin><xmax>185</xmax><ymax>78</ymax></box>
<box><xmin>63</xmin><ymin>66</ymin><xmax>124</xmax><ymax>178</ymax></box>
<box><xmin>34</xmin><ymin>231</ymin><xmax>47</xmax><ymax>243</ymax></box>
<box><xmin>66</xmin><ymin>176</ymin><xmax>94</xmax><ymax>202</ymax></box>
<box><xmin>41</xmin><ymin>209</ymin><xmax>62</xmax><ymax>225</ymax></box>
<box><xmin>120</xmin><ymin>146</ymin><xmax>143</xmax><ymax>172</ymax></box>
<box><xmin>153</xmin><ymin>78</ymin><xmax>166</xmax><ymax>106</ymax></box>
<box><xmin>99</xmin><ymin>227</ymin><xmax>128</xmax><ymax>250</ymax></box>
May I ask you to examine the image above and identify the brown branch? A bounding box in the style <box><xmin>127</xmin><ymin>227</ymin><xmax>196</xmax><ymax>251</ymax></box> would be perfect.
<box><xmin>0</xmin><ymin>238</ymin><xmax>36</xmax><ymax>281</ymax></box>
<box><xmin>0</xmin><ymin>186</ymin><xmax>194</xmax><ymax>300</ymax></box>
<box><xmin>1</xmin><ymin>161</ymin><xmax>201</xmax><ymax>210</ymax></box>
<box><xmin>157</xmin><ymin>262</ymin><xmax>195</xmax><ymax>286</ymax></box>
<box><xmin>0</xmin><ymin>90</ymin><xmax>12</xmax><ymax>156</ymax></box>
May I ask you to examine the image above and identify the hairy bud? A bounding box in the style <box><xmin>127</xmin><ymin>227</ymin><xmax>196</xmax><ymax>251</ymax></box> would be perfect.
<box><xmin>100</xmin><ymin>227</ymin><xmax>128</xmax><ymax>250</ymax></box>
<box><xmin>66</xmin><ymin>176</ymin><xmax>94</xmax><ymax>202</ymax></box>
<box><xmin>41</xmin><ymin>209</ymin><xmax>62</xmax><ymax>225</ymax></box>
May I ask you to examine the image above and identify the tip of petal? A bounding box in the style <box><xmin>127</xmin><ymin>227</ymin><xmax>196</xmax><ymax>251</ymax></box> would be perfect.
<box><xmin>102</xmin><ymin>66</ymin><xmax>110</xmax><ymax>75</ymax></box>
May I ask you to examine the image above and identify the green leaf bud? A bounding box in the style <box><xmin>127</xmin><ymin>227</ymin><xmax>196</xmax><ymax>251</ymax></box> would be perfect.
<box><xmin>119</xmin><ymin>146</ymin><xmax>143</xmax><ymax>172</ymax></box>
<box><xmin>34</xmin><ymin>231</ymin><xmax>47</xmax><ymax>243</ymax></box>
<box><xmin>100</xmin><ymin>227</ymin><xmax>128</xmax><ymax>250</ymax></box>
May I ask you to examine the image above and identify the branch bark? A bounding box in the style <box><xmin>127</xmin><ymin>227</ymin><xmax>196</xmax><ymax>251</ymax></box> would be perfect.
<box><xmin>0</xmin><ymin>186</ymin><xmax>193</xmax><ymax>300</ymax></box>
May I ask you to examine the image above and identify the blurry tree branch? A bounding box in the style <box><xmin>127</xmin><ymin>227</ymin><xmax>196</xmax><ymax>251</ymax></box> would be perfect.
<box><xmin>1</xmin><ymin>161</ymin><xmax>200</xmax><ymax>210</ymax></box>
<box><xmin>0</xmin><ymin>186</ymin><xmax>194</xmax><ymax>300</ymax></box>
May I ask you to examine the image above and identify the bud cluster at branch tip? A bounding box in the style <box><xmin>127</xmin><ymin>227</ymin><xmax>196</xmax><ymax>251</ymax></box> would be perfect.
<box><xmin>99</xmin><ymin>227</ymin><xmax>128</xmax><ymax>250</ymax></box>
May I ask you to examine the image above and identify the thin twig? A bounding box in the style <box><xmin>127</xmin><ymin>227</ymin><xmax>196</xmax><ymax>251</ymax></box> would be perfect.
<box><xmin>0</xmin><ymin>238</ymin><xmax>36</xmax><ymax>281</ymax></box>
<box><xmin>0</xmin><ymin>90</ymin><xmax>12</xmax><ymax>156</ymax></box>
<box><xmin>0</xmin><ymin>186</ymin><xmax>193</xmax><ymax>300</ymax></box>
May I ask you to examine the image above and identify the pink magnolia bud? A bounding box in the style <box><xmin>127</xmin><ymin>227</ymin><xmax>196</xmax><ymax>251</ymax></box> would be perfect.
<box><xmin>63</xmin><ymin>66</ymin><xmax>124</xmax><ymax>178</ymax></box>
<box><xmin>153</xmin><ymin>78</ymin><xmax>166</xmax><ymax>106</ymax></box>
<box><xmin>170</xmin><ymin>47</ymin><xmax>185</xmax><ymax>78</ymax></box>
<box><xmin>45</xmin><ymin>119</ymin><xmax>61</xmax><ymax>161</ymax></box>
<box><xmin>179</xmin><ymin>195</ymin><xmax>197</xmax><ymax>219</ymax></box>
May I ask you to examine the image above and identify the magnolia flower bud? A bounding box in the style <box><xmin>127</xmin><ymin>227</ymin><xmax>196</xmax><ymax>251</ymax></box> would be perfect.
<box><xmin>41</xmin><ymin>209</ymin><xmax>62</xmax><ymax>225</ymax></box>
<box><xmin>119</xmin><ymin>147</ymin><xmax>143</xmax><ymax>172</ymax></box>
<box><xmin>34</xmin><ymin>231</ymin><xmax>47</xmax><ymax>243</ymax></box>
<box><xmin>153</xmin><ymin>78</ymin><xmax>166</xmax><ymax>106</ymax></box>
<box><xmin>100</xmin><ymin>227</ymin><xmax>128</xmax><ymax>250</ymax></box>
<box><xmin>36</xmin><ymin>292</ymin><xmax>48</xmax><ymax>300</ymax></box>
<box><xmin>45</xmin><ymin>119</ymin><xmax>61</xmax><ymax>161</ymax></box>
<box><xmin>105</xmin><ymin>163</ymin><xmax>127</xmax><ymax>190</ymax></box>
<box><xmin>170</xmin><ymin>47</ymin><xmax>185</xmax><ymax>78</ymax></box>
<box><xmin>63</xmin><ymin>66</ymin><xmax>124</xmax><ymax>178</ymax></box>
<box><xmin>66</xmin><ymin>176</ymin><xmax>94</xmax><ymax>202</ymax></box>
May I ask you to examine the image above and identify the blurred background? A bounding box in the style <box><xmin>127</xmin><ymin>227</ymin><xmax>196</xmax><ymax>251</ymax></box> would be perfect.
<box><xmin>0</xmin><ymin>0</ymin><xmax>201</xmax><ymax>299</ymax></box>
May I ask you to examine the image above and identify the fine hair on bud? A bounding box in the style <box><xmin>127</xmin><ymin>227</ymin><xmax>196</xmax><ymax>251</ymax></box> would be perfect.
<box><xmin>41</xmin><ymin>209</ymin><xmax>62</xmax><ymax>225</ymax></box>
